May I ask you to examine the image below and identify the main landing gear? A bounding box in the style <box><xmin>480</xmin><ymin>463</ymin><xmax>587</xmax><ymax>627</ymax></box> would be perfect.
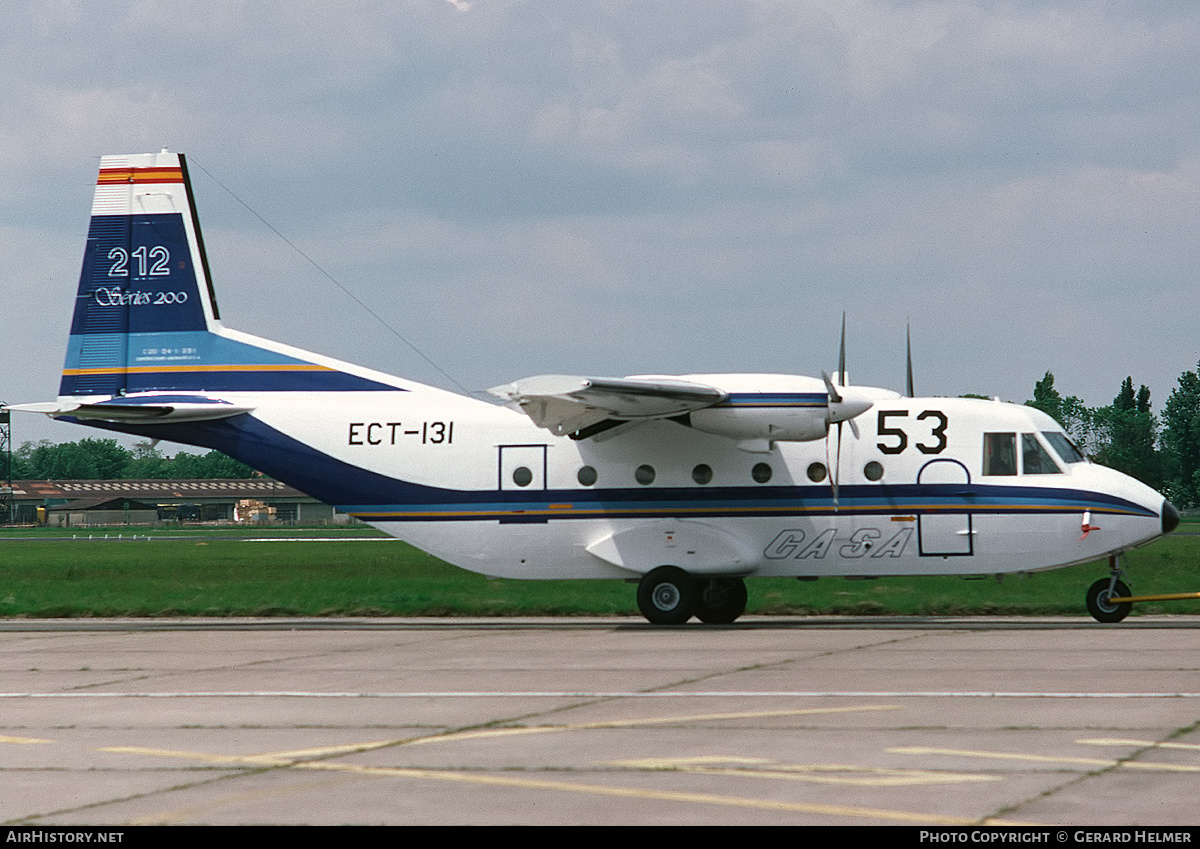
<box><xmin>636</xmin><ymin>566</ymin><xmax>748</xmax><ymax>625</ymax></box>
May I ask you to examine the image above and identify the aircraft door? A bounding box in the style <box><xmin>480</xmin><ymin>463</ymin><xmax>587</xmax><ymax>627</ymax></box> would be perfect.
<box><xmin>916</xmin><ymin>459</ymin><xmax>973</xmax><ymax>557</ymax></box>
<box><xmin>499</xmin><ymin>445</ymin><xmax>547</xmax><ymax>491</ymax></box>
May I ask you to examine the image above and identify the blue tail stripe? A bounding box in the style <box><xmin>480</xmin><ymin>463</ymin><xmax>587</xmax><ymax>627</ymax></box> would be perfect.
<box><xmin>62</xmin><ymin>211</ymin><xmax>402</xmax><ymax>395</ymax></box>
<box><xmin>71</xmin><ymin>214</ymin><xmax>208</xmax><ymax>336</ymax></box>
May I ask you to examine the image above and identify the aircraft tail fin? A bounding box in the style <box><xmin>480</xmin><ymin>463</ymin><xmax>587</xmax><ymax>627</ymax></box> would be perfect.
<box><xmin>62</xmin><ymin>152</ymin><xmax>222</xmax><ymax>397</ymax></box>
<box><xmin>60</xmin><ymin>151</ymin><xmax>403</xmax><ymax>399</ymax></box>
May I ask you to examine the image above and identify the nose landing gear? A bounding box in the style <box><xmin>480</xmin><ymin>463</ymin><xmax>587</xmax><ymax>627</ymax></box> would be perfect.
<box><xmin>1086</xmin><ymin>555</ymin><xmax>1132</xmax><ymax>623</ymax></box>
<box><xmin>1086</xmin><ymin>553</ymin><xmax>1200</xmax><ymax>622</ymax></box>
<box><xmin>1086</xmin><ymin>576</ymin><xmax>1133</xmax><ymax>623</ymax></box>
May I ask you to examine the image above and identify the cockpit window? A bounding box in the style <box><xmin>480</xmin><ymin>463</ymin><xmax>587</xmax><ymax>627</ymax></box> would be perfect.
<box><xmin>1041</xmin><ymin>431</ymin><xmax>1086</xmax><ymax>464</ymax></box>
<box><xmin>983</xmin><ymin>433</ymin><xmax>1017</xmax><ymax>476</ymax></box>
<box><xmin>1021</xmin><ymin>433</ymin><xmax>1062</xmax><ymax>474</ymax></box>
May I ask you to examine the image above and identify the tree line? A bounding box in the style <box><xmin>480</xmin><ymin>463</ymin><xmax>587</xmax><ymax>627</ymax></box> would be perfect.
<box><xmin>1027</xmin><ymin>361</ymin><xmax>1200</xmax><ymax>509</ymax></box>
<box><xmin>7</xmin><ymin>438</ymin><xmax>256</xmax><ymax>480</ymax></box>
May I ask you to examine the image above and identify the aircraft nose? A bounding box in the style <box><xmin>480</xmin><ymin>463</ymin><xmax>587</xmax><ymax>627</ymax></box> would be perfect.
<box><xmin>1162</xmin><ymin>499</ymin><xmax>1181</xmax><ymax>535</ymax></box>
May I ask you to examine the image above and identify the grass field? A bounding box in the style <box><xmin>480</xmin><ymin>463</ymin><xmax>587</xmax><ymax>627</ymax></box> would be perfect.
<box><xmin>0</xmin><ymin>522</ymin><xmax>1197</xmax><ymax>618</ymax></box>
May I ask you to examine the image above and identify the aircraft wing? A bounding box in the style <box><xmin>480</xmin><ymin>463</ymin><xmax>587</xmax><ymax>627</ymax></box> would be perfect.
<box><xmin>489</xmin><ymin>374</ymin><xmax>727</xmax><ymax>436</ymax></box>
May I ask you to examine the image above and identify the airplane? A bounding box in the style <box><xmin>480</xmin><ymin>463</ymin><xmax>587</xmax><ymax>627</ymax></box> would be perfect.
<box><xmin>5</xmin><ymin>151</ymin><xmax>1182</xmax><ymax>625</ymax></box>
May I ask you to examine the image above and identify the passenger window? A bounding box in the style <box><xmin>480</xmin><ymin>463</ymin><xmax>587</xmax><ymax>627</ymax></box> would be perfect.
<box><xmin>983</xmin><ymin>433</ymin><xmax>1017</xmax><ymax>476</ymax></box>
<box><xmin>1021</xmin><ymin>434</ymin><xmax>1062</xmax><ymax>475</ymax></box>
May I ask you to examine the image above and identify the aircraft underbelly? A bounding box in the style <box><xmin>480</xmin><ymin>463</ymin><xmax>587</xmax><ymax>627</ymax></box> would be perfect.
<box><xmin>375</xmin><ymin>515</ymin><xmax>939</xmax><ymax>580</ymax></box>
<box><xmin>376</xmin><ymin>507</ymin><xmax>1158</xmax><ymax>582</ymax></box>
<box><xmin>373</xmin><ymin>519</ymin><xmax>631</xmax><ymax>580</ymax></box>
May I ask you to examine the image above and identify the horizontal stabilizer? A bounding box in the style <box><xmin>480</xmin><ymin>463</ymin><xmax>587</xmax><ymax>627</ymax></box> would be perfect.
<box><xmin>6</xmin><ymin>395</ymin><xmax>254</xmax><ymax>423</ymax></box>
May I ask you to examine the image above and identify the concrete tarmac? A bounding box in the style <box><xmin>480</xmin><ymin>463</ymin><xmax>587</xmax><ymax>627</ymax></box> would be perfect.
<box><xmin>1</xmin><ymin>616</ymin><xmax>1199</xmax><ymax>826</ymax></box>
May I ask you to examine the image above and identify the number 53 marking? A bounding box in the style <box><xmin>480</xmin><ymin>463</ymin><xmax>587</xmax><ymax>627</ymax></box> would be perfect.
<box><xmin>877</xmin><ymin>410</ymin><xmax>948</xmax><ymax>455</ymax></box>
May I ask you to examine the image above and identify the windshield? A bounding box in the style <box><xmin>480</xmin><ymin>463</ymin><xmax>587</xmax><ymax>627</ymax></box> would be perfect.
<box><xmin>1041</xmin><ymin>431</ymin><xmax>1086</xmax><ymax>464</ymax></box>
<box><xmin>1022</xmin><ymin>433</ymin><xmax>1062</xmax><ymax>474</ymax></box>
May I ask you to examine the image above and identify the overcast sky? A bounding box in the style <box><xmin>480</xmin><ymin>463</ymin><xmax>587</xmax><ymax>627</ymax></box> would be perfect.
<box><xmin>3</xmin><ymin>0</ymin><xmax>1199</xmax><ymax>451</ymax></box>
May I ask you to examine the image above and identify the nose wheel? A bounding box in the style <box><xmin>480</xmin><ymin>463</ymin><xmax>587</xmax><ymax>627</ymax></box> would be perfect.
<box><xmin>1086</xmin><ymin>577</ymin><xmax>1132</xmax><ymax>623</ymax></box>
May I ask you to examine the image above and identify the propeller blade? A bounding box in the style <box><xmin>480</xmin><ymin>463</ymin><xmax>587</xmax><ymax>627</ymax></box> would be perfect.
<box><xmin>821</xmin><ymin>370</ymin><xmax>843</xmax><ymax>405</ymax></box>
<box><xmin>838</xmin><ymin>312</ymin><xmax>847</xmax><ymax>386</ymax></box>
<box><xmin>824</xmin><ymin>422</ymin><xmax>840</xmax><ymax>511</ymax></box>
<box><xmin>824</xmin><ymin>312</ymin><xmax>860</xmax><ymax>512</ymax></box>
<box><xmin>905</xmin><ymin>323</ymin><xmax>914</xmax><ymax>397</ymax></box>
<box><xmin>833</xmin><ymin>420</ymin><xmax>843</xmax><ymax>511</ymax></box>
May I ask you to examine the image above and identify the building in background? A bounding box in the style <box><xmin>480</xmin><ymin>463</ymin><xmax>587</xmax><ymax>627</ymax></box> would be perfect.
<box><xmin>6</xmin><ymin>480</ymin><xmax>352</xmax><ymax>527</ymax></box>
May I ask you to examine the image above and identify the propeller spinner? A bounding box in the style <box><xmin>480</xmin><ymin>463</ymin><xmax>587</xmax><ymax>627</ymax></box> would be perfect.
<box><xmin>822</xmin><ymin>371</ymin><xmax>873</xmax><ymax>427</ymax></box>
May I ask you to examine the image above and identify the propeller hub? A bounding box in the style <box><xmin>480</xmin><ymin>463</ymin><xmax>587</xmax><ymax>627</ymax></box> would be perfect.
<box><xmin>826</xmin><ymin>386</ymin><xmax>872</xmax><ymax>424</ymax></box>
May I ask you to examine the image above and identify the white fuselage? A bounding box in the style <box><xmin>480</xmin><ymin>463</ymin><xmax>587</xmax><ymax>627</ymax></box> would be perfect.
<box><xmin>210</xmin><ymin>381</ymin><xmax>1167</xmax><ymax>583</ymax></box>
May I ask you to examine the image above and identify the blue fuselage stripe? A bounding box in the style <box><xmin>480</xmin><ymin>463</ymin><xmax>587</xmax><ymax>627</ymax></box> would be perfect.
<box><xmin>68</xmin><ymin>416</ymin><xmax>1157</xmax><ymax>525</ymax></box>
<box><xmin>716</xmin><ymin>393</ymin><xmax>827</xmax><ymax>409</ymax></box>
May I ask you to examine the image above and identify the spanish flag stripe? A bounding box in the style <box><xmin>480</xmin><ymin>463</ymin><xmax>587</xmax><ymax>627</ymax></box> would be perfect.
<box><xmin>97</xmin><ymin>167</ymin><xmax>184</xmax><ymax>185</ymax></box>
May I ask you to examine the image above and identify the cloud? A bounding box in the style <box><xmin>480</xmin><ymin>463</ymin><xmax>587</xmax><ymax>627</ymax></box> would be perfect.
<box><xmin>4</xmin><ymin>0</ymin><xmax>1200</xmax><ymax>450</ymax></box>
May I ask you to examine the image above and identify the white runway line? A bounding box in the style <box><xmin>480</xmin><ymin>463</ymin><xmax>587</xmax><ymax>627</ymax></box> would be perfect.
<box><xmin>2</xmin><ymin>690</ymin><xmax>1200</xmax><ymax>698</ymax></box>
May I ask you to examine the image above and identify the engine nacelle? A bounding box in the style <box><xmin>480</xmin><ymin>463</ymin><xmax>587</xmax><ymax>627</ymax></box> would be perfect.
<box><xmin>687</xmin><ymin>406</ymin><xmax>829</xmax><ymax>442</ymax></box>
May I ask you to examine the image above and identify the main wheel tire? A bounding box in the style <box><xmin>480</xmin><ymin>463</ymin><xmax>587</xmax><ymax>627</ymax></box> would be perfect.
<box><xmin>637</xmin><ymin>566</ymin><xmax>698</xmax><ymax>625</ymax></box>
<box><xmin>1086</xmin><ymin>578</ymin><xmax>1132</xmax><ymax>623</ymax></box>
<box><xmin>694</xmin><ymin>577</ymin><xmax>748</xmax><ymax>625</ymax></box>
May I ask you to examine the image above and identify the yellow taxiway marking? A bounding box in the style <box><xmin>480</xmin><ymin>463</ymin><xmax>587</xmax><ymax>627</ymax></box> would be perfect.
<box><xmin>612</xmin><ymin>755</ymin><xmax>772</xmax><ymax>768</ymax></box>
<box><xmin>1078</xmin><ymin>737</ymin><xmax>1200</xmax><ymax>752</ymax></box>
<box><xmin>103</xmin><ymin>705</ymin><xmax>902</xmax><ymax>763</ymax></box>
<box><xmin>605</xmin><ymin>756</ymin><xmax>999</xmax><ymax>787</ymax></box>
<box><xmin>101</xmin><ymin>706</ymin><xmax>900</xmax><ymax>764</ymax></box>
<box><xmin>294</xmin><ymin>760</ymin><xmax>991</xmax><ymax>824</ymax></box>
<box><xmin>101</xmin><ymin>745</ymin><xmax>989</xmax><ymax>826</ymax></box>
<box><xmin>0</xmin><ymin>735</ymin><xmax>53</xmax><ymax>744</ymax></box>
<box><xmin>402</xmin><ymin>704</ymin><xmax>901</xmax><ymax>747</ymax></box>
<box><xmin>890</xmin><ymin>747</ymin><xmax>1200</xmax><ymax>773</ymax></box>
<box><xmin>94</xmin><ymin>705</ymin><xmax>1024</xmax><ymax>825</ymax></box>
<box><xmin>243</xmin><ymin>741</ymin><xmax>403</xmax><ymax>760</ymax></box>
<box><xmin>101</xmin><ymin>746</ymin><xmax>294</xmax><ymax>766</ymax></box>
<box><xmin>100</xmin><ymin>739</ymin><xmax>401</xmax><ymax>765</ymax></box>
